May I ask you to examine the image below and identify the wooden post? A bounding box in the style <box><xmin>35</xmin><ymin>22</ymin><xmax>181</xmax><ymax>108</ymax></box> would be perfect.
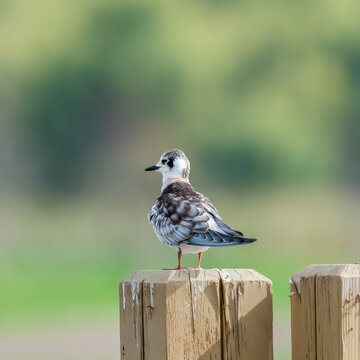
<box><xmin>120</xmin><ymin>269</ymin><xmax>273</xmax><ymax>360</ymax></box>
<box><xmin>290</xmin><ymin>264</ymin><xmax>360</xmax><ymax>360</ymax></box>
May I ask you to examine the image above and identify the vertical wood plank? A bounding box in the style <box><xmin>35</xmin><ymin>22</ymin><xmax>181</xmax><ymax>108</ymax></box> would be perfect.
<box><xmin>220</xmin><ymin>269</ymin><xmax>273</xmax><ymax>360</ymax></box>
<box><xmin>220</xmin><ymin>269</ymin><xmax>241</xmax><ymax>360</ymax></box>
<box><xmin>237</xmin><ymin>269</ymin><xmax>273</xmax><ymax>360</ymax></box>
<box><xmin>188</xmin><ymin>269</ymin><xmax>222</xmax><ymax>360</ymax></box>
<box><xmin>119</xmin><ymin>271</ymin><xmax>145</xmax><ymax>360</ymax></box>
<box><xmin>316</xmin><ymin>265</ymin><xmax>360</xmax><ymax>360</ymax></box>
<box><xmin>290</xmin><ymin>265</ymin><xmax>320</xmax><ymax>360</ymax></box>
<box><xmin>340</xmin><ymin>267</ymin><xmax>360</xmax><ymax>359</ymax></box>
<box><xmin>315</xmin><ymin>266</ymin><xmax>343</xmax><ymax>360</ymax></box>
<box><xmin>164</xmin><ymin>270</ymin><xmax>193</xmax><ymax>359</ymax></box>
<box><xmin>142</xmin><ymin>270</ymin><xmax>175</xmax><ymax>360</ymax></box>
<box><xmin>291</xmin><ymin>264</ymin><xmax>360</xmax><ymax>360</ymax></box>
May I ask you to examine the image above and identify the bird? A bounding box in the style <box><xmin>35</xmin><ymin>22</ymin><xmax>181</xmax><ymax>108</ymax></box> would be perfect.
<box><xmin>145</xmin><ymin>149</ymin><xmax>256</xmax><ymax>270</ymax></box>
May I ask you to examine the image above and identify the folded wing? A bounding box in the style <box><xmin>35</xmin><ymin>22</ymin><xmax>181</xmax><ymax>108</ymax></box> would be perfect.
<box><xmin>148</xmin><ymin>182</ymin><xmax>256</xmax><ymax>247</ymax></box>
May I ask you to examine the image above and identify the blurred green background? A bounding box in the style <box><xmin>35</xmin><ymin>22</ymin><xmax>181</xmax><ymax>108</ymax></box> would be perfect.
<box><xmin>1</xmin><ymin>0</ymin><xmax>360</xmax><ymax>359</ymax></box>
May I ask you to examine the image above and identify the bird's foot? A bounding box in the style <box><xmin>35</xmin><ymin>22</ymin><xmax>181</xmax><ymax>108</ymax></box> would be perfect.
<box><xmin>162</xmin><ymin>266</ymin><xmax>202</xmax><ymax>270</ymax></box>
<box><xmin>162</xmin><ymin>266</ymin><xmax>184</xmax><ymax>270</ymax></box>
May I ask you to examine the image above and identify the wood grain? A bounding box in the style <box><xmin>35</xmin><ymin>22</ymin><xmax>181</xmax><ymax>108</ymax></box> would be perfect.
<box><xmin>119</xmin><ymin>269</ymin><xmax>273</xmax><ymax>360</ymax></box>
<box><xmin>290</xmin><ymin>265</ymin><xmax>320</xmax><ymax>360</ymax></box>
<box><xmin>220</xmin><ymin>269</ymin><xmax>273</xmax><ymax>360</ymax></box>
<box><xmin>290</xmin><ymin>264</ymin><xmax>360</xmax><ymax>360</ymax></box>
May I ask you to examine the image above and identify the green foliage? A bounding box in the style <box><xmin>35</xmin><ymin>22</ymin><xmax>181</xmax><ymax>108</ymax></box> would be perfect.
<box><xmin>22</xmin><ymin>64</ymin><xmax>113</xmax><ymax>191</ymax></box>
<box><xmin>1</xmin><ymin>0</ymin><xmax>360</xmax><ymax>191</ymax></box>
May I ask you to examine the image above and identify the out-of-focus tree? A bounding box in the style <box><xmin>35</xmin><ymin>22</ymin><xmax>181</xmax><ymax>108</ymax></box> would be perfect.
<box><xmin>1</xmin><ymin>0</ymin><xmax>360</xmax><ymax>192</ymax></box>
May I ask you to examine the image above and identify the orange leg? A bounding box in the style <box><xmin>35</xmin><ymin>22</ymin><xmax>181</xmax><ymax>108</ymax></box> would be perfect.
<box><xmin>196</xmin><ymin>252</ymin><xmax>203</xmax><ymax>269</ymax></box>
<box><xmin>185</xmin><ymin>252</ymin><xmax>203</xmax><ymax>270</ymax></box>
<box><xmin>177</xmin><ymin>249</ymin><xmax>183</xmax><ymax>269</ymax></box>
<box><xmin>163</xmin><ymin>249</ymin><xmax>183</xmax><ymax>270</ymax></box>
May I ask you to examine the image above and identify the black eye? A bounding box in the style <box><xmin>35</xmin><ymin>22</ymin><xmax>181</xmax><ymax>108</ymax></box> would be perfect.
<box><xmin>161</xmin><ymin>159</ymin><xmax>166</xmax><ymax>164</ymax></box>
<box><xmin>167</xmin><ymin>157</ymin><xmax>174</xmax><ymax>168</ymax></box>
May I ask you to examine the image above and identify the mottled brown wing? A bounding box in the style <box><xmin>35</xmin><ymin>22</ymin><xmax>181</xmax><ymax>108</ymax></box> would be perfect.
<box><xmin>148</xmin><ymin>191</ymin><xmax>210</xmax><ymax>247</ymax></box>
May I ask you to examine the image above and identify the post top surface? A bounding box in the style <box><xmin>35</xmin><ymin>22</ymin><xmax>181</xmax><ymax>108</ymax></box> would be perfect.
<box><xmin>292</xmin><ymin>264</ymin><xmax>360</xmax><ymax>279</ymax></box>
<box><xmin>120</xmin><ymin>268</ymin><xmax>272</xmax><ymax>285</ymax></box>
<box><xmin>290</xmin><ymin>264</ymin><xmax>360</xmax><ymax>296</ymax></box>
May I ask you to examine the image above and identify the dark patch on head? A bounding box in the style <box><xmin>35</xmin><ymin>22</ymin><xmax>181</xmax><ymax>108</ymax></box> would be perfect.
<box><xmin>162</xmin><ymin>149</ymin><xmax>190</xmax><ymax>178</ymax></box>
<box><xmin>167</xmin><ymin>156</ymin><xmax>174</xmax><ymax>168</ymax></box>
<box><xmin>164</xmin><ymin>149</ymin><xmax>187</xmax><ymax>160</ymax></box>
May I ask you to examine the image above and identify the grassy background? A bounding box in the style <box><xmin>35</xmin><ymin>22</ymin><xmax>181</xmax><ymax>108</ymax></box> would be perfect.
<box><xmin>1</xmin><ymin>188</ymin><xmax>359</xmax><ymax>359</ymax></box>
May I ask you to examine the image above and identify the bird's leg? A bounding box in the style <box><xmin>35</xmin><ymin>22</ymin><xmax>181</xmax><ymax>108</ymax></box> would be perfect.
<box><xmin>185</xmin><ymin>252</ymin><xmax>203</xmax><ymax>270</ymax></box>
<box><xmin>196</xmin><ymin>252</ymin><xmax>203</xmax><ymax>269</ymax></box>
<box><xmin>177</xmin><ymin>249</ymin><xmax>183</xmax><ymax>269</ymax></box>
<box><xmin>163</xmin><ymin>249</ymin><xmax>183</xmax><ymax>270</ymax></box>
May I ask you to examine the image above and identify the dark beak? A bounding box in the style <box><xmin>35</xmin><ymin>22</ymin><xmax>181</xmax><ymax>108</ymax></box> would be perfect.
<box><xmin>145</xmin><ymin>165</ymin><xmax>160</xmax><ymax>171</ymax></box>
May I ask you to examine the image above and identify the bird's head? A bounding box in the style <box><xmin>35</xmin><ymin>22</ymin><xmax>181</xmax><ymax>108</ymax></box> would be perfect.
<box><xmin>145</xmin><ymin>149</ymin><xmax>190</xmax><ymax>184</ymax></box>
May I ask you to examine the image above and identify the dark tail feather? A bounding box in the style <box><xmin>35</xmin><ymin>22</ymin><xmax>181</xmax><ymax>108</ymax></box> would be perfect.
<box><xmin>185</xmin><ymin>230</ymin><xmax>257</xmax><ymax>247</ymax></box>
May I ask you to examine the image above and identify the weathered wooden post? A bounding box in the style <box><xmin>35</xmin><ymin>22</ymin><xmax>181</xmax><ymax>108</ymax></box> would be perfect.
<box><xmin>290</xmin><ymin>264</ymin><xmax>360</xmax><ymax>360</ymax></box>
<box><xmin>120</xmin><ymin>269</ymin><xmax>273</xmax><ymax>360</ymax></box>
